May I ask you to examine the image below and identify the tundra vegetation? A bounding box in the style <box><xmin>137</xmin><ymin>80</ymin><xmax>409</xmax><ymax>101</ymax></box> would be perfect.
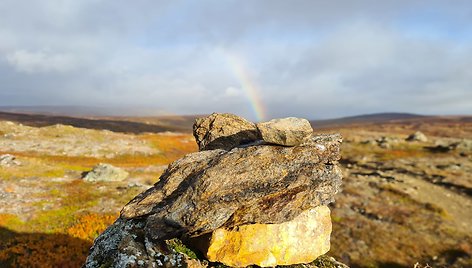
<box><xmin>0</xmin><ymin>114</ymin><xmax>471</xmax><ymax>267</ymax></box>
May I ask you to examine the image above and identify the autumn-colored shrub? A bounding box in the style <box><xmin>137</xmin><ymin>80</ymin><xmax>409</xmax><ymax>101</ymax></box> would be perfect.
<box><xmin>67</xmin><ymin>213</ymin><xmax>117</xmax><ymax>242</ymax></box>
<box><xmin>143</xmin><ymin>133</ymin><xmax>197</xmax><ymax>156</ymax></box>
<box><xmin>0</xmin><ymin>231</ymin><xmax>91</xmax><ymax>268</ymax></box>
<box><xmin>0</xmin><ymin>214</ymin><xmax>22</xmax><ymax>228</ymax></box>
<box><xmin>0</xmin><ymin>213</ymin><xmax>117</xmax><ymax>268</ymax></box>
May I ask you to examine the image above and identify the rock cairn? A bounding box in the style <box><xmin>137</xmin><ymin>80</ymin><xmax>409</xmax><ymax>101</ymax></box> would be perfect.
<box><xmin>85</xmin><ymin>113</ymin><xmax>343</xmax><ymax>268</ymax></box>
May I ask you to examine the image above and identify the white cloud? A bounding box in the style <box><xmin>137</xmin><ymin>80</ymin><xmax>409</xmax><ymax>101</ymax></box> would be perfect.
<box><xmin>224</xmin><ymin>87</ymin><xmax>243</xmax><ymax>97</ymax></box>
<box><xmin>6</xmin><ymin>50</ymin><xmax>79</xmax><ymax>73</ymax></box>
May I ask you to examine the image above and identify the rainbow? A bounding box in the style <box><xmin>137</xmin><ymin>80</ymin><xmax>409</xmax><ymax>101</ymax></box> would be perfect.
<box><xmin>225</xmin><ymin>53</ymin><xmax>267</xmax><ymax>122</ymax></box>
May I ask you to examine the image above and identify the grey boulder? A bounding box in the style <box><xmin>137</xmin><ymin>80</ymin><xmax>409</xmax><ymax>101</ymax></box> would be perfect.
<box><xmin>406</xmin><ymin>131</ymin><xmax>428</xmax><ymax>142</ymax></box>
<box><xmin>83</xmin><ymin>163</ymin><xmax>129</xmax><ymax>182</ymax></box>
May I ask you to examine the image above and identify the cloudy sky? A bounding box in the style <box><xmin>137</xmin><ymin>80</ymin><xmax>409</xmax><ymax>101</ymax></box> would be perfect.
<box><xmin>1</xmin><ymin>0</ymin><xmax>471</xmax><ymax>120</ymax></box>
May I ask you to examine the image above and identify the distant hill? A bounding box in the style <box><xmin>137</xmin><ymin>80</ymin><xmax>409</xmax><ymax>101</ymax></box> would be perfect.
<box><xmin>310</xmin><ymin>113</ymin><xmax>426</xmax><ymax>129</ymax></box>
<box><xmin>0</xmin><ymin>111</ymin><xmax>195</xmax><ymax>134</ymax></box>
<box><xmin>310</xmin><ymin>112</ymin><xmax>472</xmax><ymax>138</ymax></box>
<box><xmin>1</xmin><ymin>108</ymin><xmax>470</xmax><ymax>135</ymax></box>
<box><xmin>0</xmin><ymin>106</ymin><xmax>120</xmax><ymax>117</ymax></box>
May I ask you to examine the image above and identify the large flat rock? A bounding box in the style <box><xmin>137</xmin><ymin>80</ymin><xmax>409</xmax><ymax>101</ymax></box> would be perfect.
<box><xmin>121</xmin><ymin>133</ymin><xmax>342</xmax><ymax>240</ymax></box>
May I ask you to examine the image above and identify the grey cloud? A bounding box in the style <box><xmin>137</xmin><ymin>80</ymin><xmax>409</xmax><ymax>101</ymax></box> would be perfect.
<box><xmin>0</xmin><ymin>0</ymin><xmax>471</xmax><ymax>120</ymax></box>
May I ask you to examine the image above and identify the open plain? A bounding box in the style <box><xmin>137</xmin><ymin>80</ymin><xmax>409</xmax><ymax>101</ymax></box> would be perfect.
<box><xmin>0</xmin><ymin>111</ymin><xmax>471</xmax><ymax>267</ymax></box>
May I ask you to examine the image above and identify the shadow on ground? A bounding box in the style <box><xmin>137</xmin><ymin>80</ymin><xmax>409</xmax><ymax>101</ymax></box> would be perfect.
<box><xmin>0</xmin><ymin>227</ymin><xmax>91</xmax><ymax>268</ymax></box>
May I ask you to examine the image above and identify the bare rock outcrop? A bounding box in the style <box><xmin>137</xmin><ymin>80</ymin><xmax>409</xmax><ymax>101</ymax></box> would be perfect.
<box><xmin>85</xmin><ymin>114</ymin><xmax>344</xmax><ymax>267</ymax></box>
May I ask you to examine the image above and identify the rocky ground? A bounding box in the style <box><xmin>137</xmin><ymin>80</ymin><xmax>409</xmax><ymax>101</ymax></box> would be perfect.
<box><xmin>0</xmin><ymin>114</ymin><xmax>471</xmax><ymax>267</ymax></box>
<box><xmin>328</xmin><ymin>127</ymin><xmax>472</xmax><ymax>268</ymax></box>
<box><xmin>0</xmin><ymin>120</ymin><xmax>196</xmax><ymax>267</ymax></box>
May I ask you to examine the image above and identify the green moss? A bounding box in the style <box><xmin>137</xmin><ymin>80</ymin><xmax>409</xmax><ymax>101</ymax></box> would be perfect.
<box><xmin>30</xmin><ymin>206</ymin><xmax>80</xmax><ymax>233</ymax></box>
<box><xmin>41</xmin><ymin>168</ymin><xmax>66</xmax><ymax>178</ymax></box>
<box><xmin>166</xmin><ymin>238</ymin><xmax>199</xmax><ymax>259</ymax></box>
<box><xmin>331</xmin><ymin>215</ymin><xmax>343</xmax><ymax>223</ymax></box>
<box><xmin>60</xmin><ymin>163</ymin><xmax>91</xmax><ymax>172</ymax></box>
<box><xmin>49</xmin><ymin>188</ymin><xmax>61</xmax><ymax>197</ymax></box>
<box><xmin>312</xmin><ymin>255</ymin><xmax>339</xmax><ymax>268</ymax></box>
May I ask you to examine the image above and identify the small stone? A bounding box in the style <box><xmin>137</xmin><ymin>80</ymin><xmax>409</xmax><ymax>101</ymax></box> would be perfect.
<box><xmin>257</xmin><ymin>117</ymin><xmax>313</xmax><ymax>146</ymax></box>
<box><xmin>0</xmin><ymin>154</ymin><xmax>20</xmax><ymax>167</ymax></box>
<box><xmin>361</xmin><ymin>139</ymin><xmax>377</xmax><ymax>146</ymax></box>
<box><xmin>406</xmin><ymin>131</ymin><xmax>428</xmax><ymax>142</ymax></box>
<box><xmin>456</xmin><ymin>139</ymin><xmax>472</xmax><ymax>152</ymax></box>
<box><xmin>191</xmin><ymin>206</ymin><xmax>331</xmax><ymax>267</ymax></box>
<box><xmin>376</xmin><ymin>136</ymin><xmax>396</xmax><ymax>148</ymax></box>
<box><xmin>83</xmin><ymin>163</ymin><xmax>129</xmax><ymax>182</ymax></box>
<box><xmin>193</xmin><ymin>113</ymin><xmax>260</xmax><ymax>151</ymax></box>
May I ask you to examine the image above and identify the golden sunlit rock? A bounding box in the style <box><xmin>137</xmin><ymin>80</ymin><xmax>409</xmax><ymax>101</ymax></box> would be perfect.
<box><xmin>197</xmin><ymin>205</ymin><xmax>332</xmax><ymax>267</ymax></box>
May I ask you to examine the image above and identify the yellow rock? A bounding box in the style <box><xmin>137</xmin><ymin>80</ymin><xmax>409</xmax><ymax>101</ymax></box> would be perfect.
<box><xmin>193</xmin><ymin>205</ymin><xmax>331</xmax><ymax>267</ymax></box>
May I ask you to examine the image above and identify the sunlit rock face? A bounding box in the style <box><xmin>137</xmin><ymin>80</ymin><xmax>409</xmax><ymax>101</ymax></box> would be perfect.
<box><xmin>257</xmin><ymin>117</ymin><xmax>313</xmax><ymax>146</ymax></box>
<box><xmin>193</xmin><ymin>113</ymin><xmax>260</xmax><ymax>151</ymax></box>
<box><xmin>193</xmin><ymin>206</ymin><xmax>332</xmax><ymax>267</ymax></box>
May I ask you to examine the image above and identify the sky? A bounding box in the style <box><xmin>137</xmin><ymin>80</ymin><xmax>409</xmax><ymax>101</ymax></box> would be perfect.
<box><xmin>1</xmin><ymin>0</ymin><xmax>471</xmax><ymax>121</ymax></box>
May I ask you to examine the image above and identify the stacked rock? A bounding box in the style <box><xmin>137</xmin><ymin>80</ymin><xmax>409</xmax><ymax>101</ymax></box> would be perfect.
<box><xmin>85</xmin><ymin>113</ymin><xmax>343</xmax><ymax>268</ymax></box>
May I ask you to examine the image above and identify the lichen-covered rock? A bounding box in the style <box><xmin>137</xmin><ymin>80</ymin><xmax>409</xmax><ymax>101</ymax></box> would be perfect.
<box><xmin>83</xmin><ymin>163</ymin><xmax>129</xmax><ymax>182</ymax></box>
<box><xmin>84</xmin><ymin>218</ymin><xmax>206</xmax><ymax>268</ymax></box>
<box><xmin>121</xmin><ymin>133</ymin><xmax>342</xmax><ymax>240</ymax></box>
<box><xmin>193</xmin><ymin>113</ymin><xmax>260</xmax><ymax>151</ymax></box>
<box><xmin>256</xmin><ymin>117</ymin><xmax>313</xmax><ymax>146</ymax></box>
<box><xmin>309</xmin><ymin>255</ymin><xmax>350</xmax><ymax>268</ymax></box>
<box><xmin>192</xmin><ymin>206</ymin><xmax>332</xmax><ymax>267</ymax></box>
